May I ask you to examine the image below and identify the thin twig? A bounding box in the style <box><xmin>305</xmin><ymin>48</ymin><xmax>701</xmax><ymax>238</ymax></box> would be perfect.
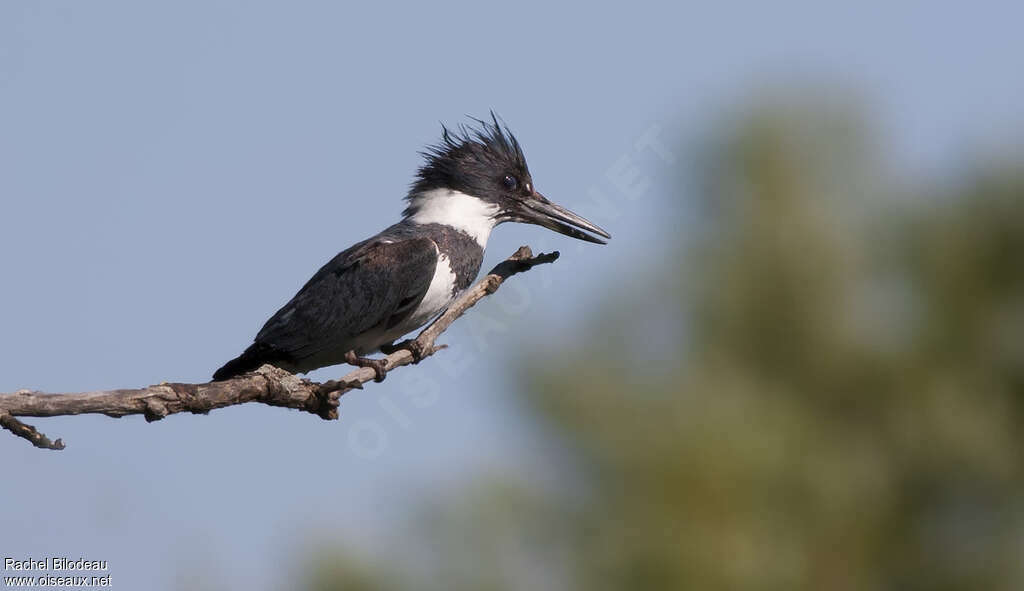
<box><xmin>0</xmin><ymin>246</ymin><xmax>558</xmax><ymax>450</ymax></box>
<box><xmin>0</xmin><ymin>413</ymin><xmax>65</xmax><ymax>450</ymax></box>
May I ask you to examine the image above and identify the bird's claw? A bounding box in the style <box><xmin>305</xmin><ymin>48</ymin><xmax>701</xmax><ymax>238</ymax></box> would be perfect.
<box><xmin>344</xmin><ymin>350</ymin><xmax>388</xmax><ymax>382</ymax></box>
<box><xmin>381</xmin><ymin>339</ymin><xmax>428</xmax><ymax>363</ymax></box>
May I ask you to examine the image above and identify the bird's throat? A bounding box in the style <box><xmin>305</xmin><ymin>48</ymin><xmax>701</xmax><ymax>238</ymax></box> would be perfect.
<box><xmin>406</xmin><ymin>189</ymin><xmax>498</xmax><ymax>248</ymax></box>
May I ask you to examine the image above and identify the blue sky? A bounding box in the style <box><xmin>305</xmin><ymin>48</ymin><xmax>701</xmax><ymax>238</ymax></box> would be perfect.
<box><xmin>2</xmin><ymin>1</ymin><xmax>1022</xmax><ymax>588</ymax></box>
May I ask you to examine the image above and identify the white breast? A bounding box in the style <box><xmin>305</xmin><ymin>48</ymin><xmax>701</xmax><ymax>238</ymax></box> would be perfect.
<box><xmin>407</xmin><ymin>246</ymin><xmax>458</xmax><ymax>328</ymax></box>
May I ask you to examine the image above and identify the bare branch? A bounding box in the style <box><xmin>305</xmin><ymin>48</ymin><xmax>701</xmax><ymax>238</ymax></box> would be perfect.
<box><xmin>0</xmin><ymin>246</ymin><xmax>559</xmax><ymax>450</ymax></box>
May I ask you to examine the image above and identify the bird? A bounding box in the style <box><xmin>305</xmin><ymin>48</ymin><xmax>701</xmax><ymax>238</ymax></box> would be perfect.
<box><xmin>212</xmin><ymin>114</ymin><xmax>610</xmax><ymax>382</ymax></box>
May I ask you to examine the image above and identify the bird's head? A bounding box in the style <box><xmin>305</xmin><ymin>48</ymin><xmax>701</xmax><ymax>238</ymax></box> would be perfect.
<box><xmin>405</xmin><ymin>115</ymin><xmax>611</xmax><ymax>245</ymax></box>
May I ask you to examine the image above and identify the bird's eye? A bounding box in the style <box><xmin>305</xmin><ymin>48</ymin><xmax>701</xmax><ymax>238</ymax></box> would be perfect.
<box><xmin>503</xmin><ymin>175</ymin><xmax>518</xmax><ymax>190</ymax></box>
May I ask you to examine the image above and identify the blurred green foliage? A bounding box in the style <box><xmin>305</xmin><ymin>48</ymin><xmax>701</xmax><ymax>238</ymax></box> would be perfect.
<box><xmin>303</xmin><ymin>98</ymin><xmax>1024</xmax><ymax>590</ymax></box>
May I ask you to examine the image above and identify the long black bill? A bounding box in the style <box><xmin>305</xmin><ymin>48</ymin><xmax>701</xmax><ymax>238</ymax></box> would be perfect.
<box><xmin>517</xmin><ymin>192</ymin><xmax>611</xmax><ymax>245</ymax></box>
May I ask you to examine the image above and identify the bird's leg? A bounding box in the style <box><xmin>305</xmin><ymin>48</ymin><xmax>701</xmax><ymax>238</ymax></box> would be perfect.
<box><xmin>380</xmin><ymin>339</ymin><xmax>428</xmax><ymax>363</ymax></box>
<box><xmin>344</xmin><ymin>350</ymin><xmax>389</xmax><ymax>383</ymax></box>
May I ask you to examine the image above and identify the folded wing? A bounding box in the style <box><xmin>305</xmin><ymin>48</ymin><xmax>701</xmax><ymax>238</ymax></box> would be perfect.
<box><xmin>213</xmin><ymin>236</ymin><xmax>437</xmax><ymax>379</ymax></box>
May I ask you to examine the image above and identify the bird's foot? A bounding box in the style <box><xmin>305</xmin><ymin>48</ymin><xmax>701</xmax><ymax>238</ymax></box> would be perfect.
<box><xmin>344</xmin><ymin>350</ymin><xmax>389</xmax><ymax>382</ymax></box>
<box><xmin>380</xmin><ymin>339</ymin><xmax>429</xmax><ymax>363</ymax></box>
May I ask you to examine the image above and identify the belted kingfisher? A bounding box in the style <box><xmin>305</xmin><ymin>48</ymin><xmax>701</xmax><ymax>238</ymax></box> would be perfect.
<box><xmin>213</xmin><ymin>115</ymin><xmax>610</xmax><ymax>381</ymax></box>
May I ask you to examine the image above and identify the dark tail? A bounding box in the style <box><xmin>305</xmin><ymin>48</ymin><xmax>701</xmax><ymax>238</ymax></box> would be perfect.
<box><xmin>212</xmin><ymin>343</ymin><xmax>286</xmax><ymax>381</ymax></box>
